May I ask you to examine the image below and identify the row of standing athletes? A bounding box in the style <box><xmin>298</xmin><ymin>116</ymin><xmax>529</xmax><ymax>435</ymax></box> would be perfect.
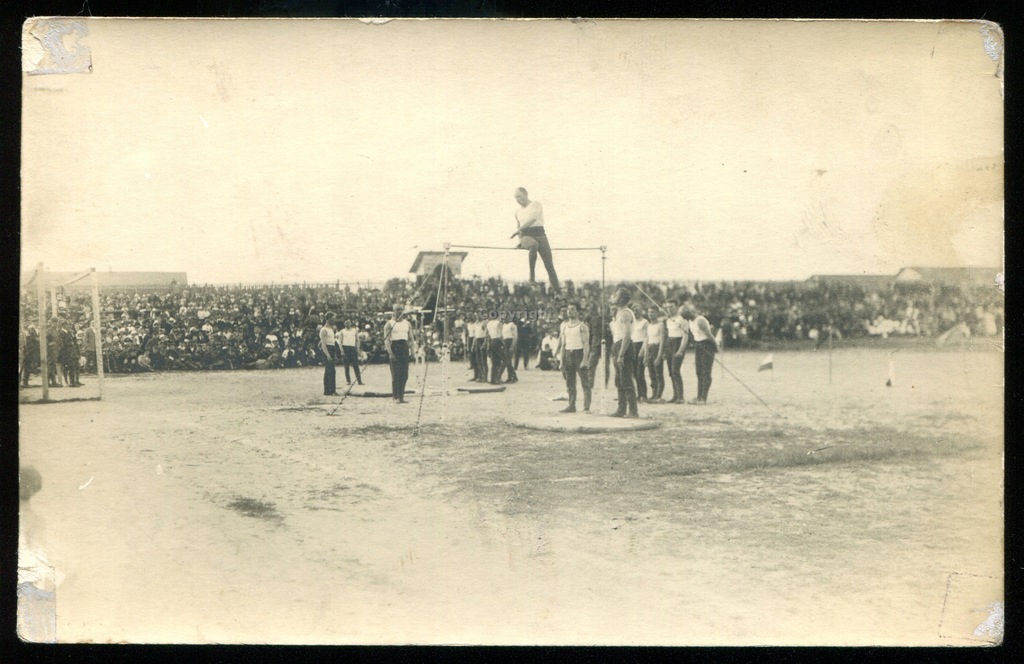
<box><xmin>460</xmin><ymin>291</ymin><xmax>717</xmax><ymax>418</ymax></box>
<box><xmin>465</xmin><ymin>314</ymin><xmax>522</xmax><ymax>386</ymax></box>
<box><xmin>318</xmin><ymin>304</ymin><xmax>415</xmax><ymax>404</ymax></box>
<box><xmin>607</xmin><ymin>291</ymin><xmax>718</xmax><ymax>419</ymax></box>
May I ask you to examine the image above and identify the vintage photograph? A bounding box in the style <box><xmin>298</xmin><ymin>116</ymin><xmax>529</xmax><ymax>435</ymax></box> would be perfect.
<box><xmin>18</xmin><ymin>18</ymin><xmax>1003</xmax><ymax>644</ymax></box>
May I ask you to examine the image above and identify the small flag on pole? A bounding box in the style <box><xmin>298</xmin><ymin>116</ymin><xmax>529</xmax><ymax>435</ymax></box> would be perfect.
<box><xmin>758</xmin><ymin>354</ymin><xmax>774</xmax><ymax>372</ymax></box>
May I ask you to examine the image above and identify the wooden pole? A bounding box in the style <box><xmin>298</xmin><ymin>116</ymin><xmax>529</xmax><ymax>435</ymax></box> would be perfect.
<box><xmin>91</xmin><ymin>268</ymin><xmax>105</xmax><ymax>399</ymax></box>
<box><xmin>36</xmin><ymin>263</ymin><xmax>48</xmax><ymax>401</ymax></box>
<box><xmin>440</xmin><ymin>243</ymin><xmax>450</xmax><ymax>422</ymax></box>
<box><xmin>828</xmin><ymin>319</ymin><xmax>834</xmax><ymax>385</ymax></box>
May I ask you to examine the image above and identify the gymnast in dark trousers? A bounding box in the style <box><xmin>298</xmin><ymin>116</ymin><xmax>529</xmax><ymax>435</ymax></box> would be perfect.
<box><xmin>682</xmin><ymin>306</ymin><xmax>717</xmax><ymax>404</ymax></box>
<box><xmin>384</xmin><ymin>304</ymin><xmax>415</xmax><ymax>404</ymax></box>
<box><xmin>339</xmin><ymin>320</ymin><xmax>363</xmax><ymax>385</ymax></box>
<box><xmin>609</xmin><ymin>289</ymin><xmax>639</xmax><ymax>418</ymax></box>
<box><xmin>510</xmin><ymin>187</ymin><xmax>560</xmax><ymax>292</ymax></box>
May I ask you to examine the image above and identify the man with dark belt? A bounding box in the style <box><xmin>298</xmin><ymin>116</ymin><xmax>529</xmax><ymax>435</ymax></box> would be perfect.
<box><xmin>340</xmin><ymin>319</ymin><xmax>363</xmax><ymax>386</ymax></box>
<box><xmin>318</xmin><ymin>313</ymin><xmax>339</xmax><ymax>396</ymax></box>
<box><xmin>558</xmin><ymin>302</ymin><xmax>591</xmax><ymax>413</ymax></box>
<box><xmin>510</xmin><ymin>187</ymin><xmax>560</xmax><ymax>292</ymax></box>
<box><xmin>610</xmin><ymin>288</ymin><xmax>639</xmax><ymax>418</ymax></box>
<box><xmin>643</xmin><ymin>305</ymin><xmax>666</xmax><ymax>403</ymax></box>
<box><xmin>465</xmin><ymin>313</ymin><xmax>479</xmax><ymax>381</ymax></box>
<box><xmin>384</xmin><ymin>303</ymin><xmax>415</xmax><ymax>404</ymax></box>
<box><xmin>664</xmin><ymin>298</ymin><xmax>688</xmax><ymax>404</ymax></box>
<box><xmin>472</xmin><ymin>312</ymin><xmax>488</xmax><ymax>383</ymax></box>
<box><xmin>501</xmin><ymin>313</ymin><xmax>518</xmax><ymax>383</ymax></box>
<box><xmin>514</xmin><ymin>315</ymin><xmax>534</xmax><ymax>371</ymax></box>
<box><xmin>484</xmin><ymin>308</ymin><xmax>506</xmax><ymax>385</ymax></box>
<box><xmin>683</xmin><ymin>305</ymin><xmax>717</xmax><ymax>404</ymax></box>
<box><xmin>630</xmin><ymin>304</ymin><xmax>648</xmax><ymax>403</ymax></box>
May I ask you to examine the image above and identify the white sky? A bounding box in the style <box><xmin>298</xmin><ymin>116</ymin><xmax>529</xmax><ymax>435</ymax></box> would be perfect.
<box><xmin>22</xmin><ymin>18</ymin><xmax>1003</xmax><ymax>285</ymax></box>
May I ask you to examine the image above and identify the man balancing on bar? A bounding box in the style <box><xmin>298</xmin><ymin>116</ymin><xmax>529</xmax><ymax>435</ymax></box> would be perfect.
<box><xmin>510</xmin><ymin>187</ymin><xmax>560</xmax><ymax>292</ymax></box>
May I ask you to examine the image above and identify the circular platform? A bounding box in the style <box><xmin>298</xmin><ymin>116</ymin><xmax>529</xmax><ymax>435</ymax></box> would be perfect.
<box><xmin>508</xmin><ymin>413</ymin><xmax>661</xmax><ymax>433</ymax></box>
<box><xmin>456</xmin><ymin>385</ymin><xmax>507</xmax><ymax>394</ymax></box>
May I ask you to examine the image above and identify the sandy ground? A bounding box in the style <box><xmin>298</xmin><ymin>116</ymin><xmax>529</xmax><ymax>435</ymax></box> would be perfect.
<box><xmin>18</xmin><ymin>346</ymin><xmax>1003</xmax><ymax>645</ymax></box>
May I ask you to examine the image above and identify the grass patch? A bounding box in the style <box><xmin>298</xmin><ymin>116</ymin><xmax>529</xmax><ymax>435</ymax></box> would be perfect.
<box><xmin>422</xmin><ymin>424</ymin><xmax>982</xmax><ymax>516</ymax></box>
<box><xmin>227</xmin><ymin>497</ymin><xmax>283</xmax><ymax>522</ymax></box>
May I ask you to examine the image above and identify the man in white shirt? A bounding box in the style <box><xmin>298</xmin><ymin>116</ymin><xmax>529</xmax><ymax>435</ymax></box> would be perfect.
<box><xmin>509</xmin><ymin>187</ymin><xmax>560</xmax><ymax>292</ymax></box>
<box><xmin>464</xmin><ymin>313</ymin><xmax>479</xmax><ymax>381</ymax></box>
<box><xmin>539</xmin><ymin>330</ymin><xmax>560</xmax><ymax>370</ymax></box>
<box><xmin>471</xmin><ymin>314</ymin><xmax>488</xmax><ymax>383</ymax></box>
<box><xmin>664</xmin><ymin>299</ymin><xmax>689</xmax><ymax>404</ymax></box>
<box><xmin>630</xmin><ymin>304</ymin><xmax>649</xmax><ymax>403</ymax></box>
<box><xmin>682</xmin><ymin>306</ymin><xmax>717</xmax><ymax>404</ymax></box>
<box><xmin>384</xmin><ymin>304</ymin><xmax>415</xmax><ymax>404</ymax></box>
<box><xmin>340</xmin><ymin>319</ymin><xmax>363</xmax><ymax>385</ymax></box>
<box><xmin>558</xmin><ymin>302</ymin><xmax>591</xmax><ymax>413</ymax></box>
<box><xmin>501</xmin><ymin>314</ymin><xmax>518</xmax><ymax>383</ymax></box>
<box><xmin>643</xmin><ymin>306</ymin><xmax>666</xmax><ymax>403</ymax></box>
<box><xmin>610</xmin><ymin>288</ymin><xmax>639</xmax><ymax>418</ymax></box>
<box><xmin>484</xmin><ymin>309</ymin><xmax>506</xmax><ymax>385</ymax></box>
<box><xmin>319</xmin><ymin>313</ymin><xmax>339</xmax><ymax>396</ymax></box>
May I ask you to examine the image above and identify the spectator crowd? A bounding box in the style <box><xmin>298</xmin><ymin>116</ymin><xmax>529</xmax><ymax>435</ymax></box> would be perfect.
<box><xmin>19</xmin><ymin>275</ymin><xmax>1004</xmax><ymax>382</ymax></box>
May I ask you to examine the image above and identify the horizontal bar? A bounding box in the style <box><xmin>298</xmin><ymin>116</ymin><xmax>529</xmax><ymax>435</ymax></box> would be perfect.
<box><xmin>59</xmin><ymin>270</ymin><xmax>93</xmax><ymax>287</ymax></box>
<box><xmin>449</xmin><ymin>244</ymin><xmax>605</xmax><ymax>252</ymax></box>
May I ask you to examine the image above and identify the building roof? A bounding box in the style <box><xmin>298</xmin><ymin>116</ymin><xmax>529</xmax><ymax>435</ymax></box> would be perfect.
<box><xmin>21</xmin><ymin>270</ymin><xmax>188</xmax><ymax>290</ymax></box>
<box><xmin>807</xmin><ymin>273</ymin><xmax>895</xmax><ymax>287</ymax></box>
<box><xmin>894</xmin><ymin>266</ymin><xmax>1000</xmax><ymax>286</ymax></box>
<box><xmin>409</xmin><ymin>251</ymin><xmax>468</xmax><ymax>275</ymax></box>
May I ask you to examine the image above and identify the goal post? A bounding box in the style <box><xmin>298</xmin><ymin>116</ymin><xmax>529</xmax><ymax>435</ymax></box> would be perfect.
<box><xmin>21</xmin><ymin>264</ymin><xmax>105</xmax><ymax>402</ymax></box>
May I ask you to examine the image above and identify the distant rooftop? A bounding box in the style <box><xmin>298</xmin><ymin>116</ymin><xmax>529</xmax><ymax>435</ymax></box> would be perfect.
<box><xmin>409</xmin><ymin>251</ymin><xmax>468</xmax><ymax>277</ymax></box>
<box><xmin>21</xmin><ymin>270</ymin><xmax>188</xmax><ymax>291</ymax></box>
<box><xmin>806</xmin><ymin>274</ymin><xmax>895</xmax><ymax>286</ymax></box>
<box><xmin>895</xmin><ymin>266</ymin><xmax>1000</xmax><ymax>286</ymax></box>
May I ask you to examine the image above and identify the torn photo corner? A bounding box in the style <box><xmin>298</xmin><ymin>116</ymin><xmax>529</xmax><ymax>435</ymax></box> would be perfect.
<box><xmin>23</xmin><ymin>17</ymin><xmax>94</xmax><ymax>75</ymax></box>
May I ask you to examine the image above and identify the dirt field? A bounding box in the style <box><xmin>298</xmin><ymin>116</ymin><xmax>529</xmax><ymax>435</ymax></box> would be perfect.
<box><xmin>18</xmin><ymin>346</ymin><xmax>1003</xmax><ymax>645</ymax></box>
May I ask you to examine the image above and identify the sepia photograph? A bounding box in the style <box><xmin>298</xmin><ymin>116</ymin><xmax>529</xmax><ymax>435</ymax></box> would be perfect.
<box><xmin>18</xmin><ymin>17</ymin><xmax>1003</xmax><ymax>645</ymax></box>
